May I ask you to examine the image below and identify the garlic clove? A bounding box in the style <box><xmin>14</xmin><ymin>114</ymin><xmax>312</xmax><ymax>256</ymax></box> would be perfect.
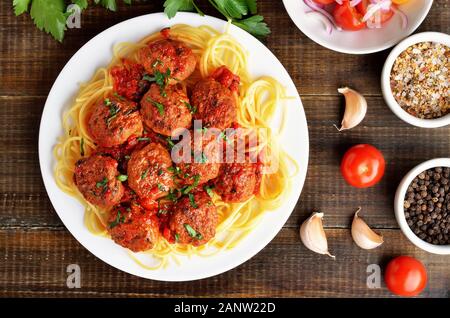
<box><xmin>300</xmin><ymin>212</ymin><xmax>335</xmax><ymax>258</ymax></box>
<box><xmin>351</xmin><ymin>207</ymin><xmax>384</xmax><ymax>250</ymax></box>
<box><xmin>335</xmin><ymin>87</ymin><xmax>367</xmax><ymax>131</ymax></box>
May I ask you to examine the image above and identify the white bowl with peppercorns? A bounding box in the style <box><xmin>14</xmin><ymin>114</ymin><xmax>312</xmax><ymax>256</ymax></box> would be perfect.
<box><xmin>395</xmin><ymin>158</ymin><xmax>450</xmax><ymax>255</ymax></box>
<box><xmin>382</xmin><ymin>32</ymin><xmax>450</xmax><ymax>128</ymax></box>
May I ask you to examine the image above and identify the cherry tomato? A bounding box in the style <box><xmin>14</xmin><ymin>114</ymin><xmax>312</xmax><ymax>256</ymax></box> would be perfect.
<box><xmin>340</xmin><ymin>144</ymin><xmax>385</xmax><ymax>188</ymax></box>
<box><xmin>333</xmin><ymin>1</ymin><xmax>366</xmax><ymax>31</ymax></box>
<box><xmin>313</xmin><ymin>0</ymin><xmax>336</xmax><ymax>4</ymax></box>
<box><xmin>385</xmin><ymin>256</ymin><xmax>427</xmax><ymax>297</ymax></box>
<box><xmin>357</xmin><ymin>0</ymin><xmax>394</xmax><ymax>25</ymax></box>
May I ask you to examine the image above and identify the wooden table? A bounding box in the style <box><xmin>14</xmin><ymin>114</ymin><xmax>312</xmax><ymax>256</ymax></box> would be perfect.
<box><xmin>0</xmin><ymin>0</ymin><xmax>449</xmax><ymax>298</ymax></box>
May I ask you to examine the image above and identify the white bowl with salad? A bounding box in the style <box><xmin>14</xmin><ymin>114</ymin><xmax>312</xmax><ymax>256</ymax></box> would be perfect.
<box><xmin>282</xmin><ymin>0</ymin><xmax>433</xmax><ymax>54</ymax></box>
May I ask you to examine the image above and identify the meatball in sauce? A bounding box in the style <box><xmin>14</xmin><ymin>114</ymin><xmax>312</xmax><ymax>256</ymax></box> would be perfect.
<box><xmin>174</xmin><ymin>130</ymin><xmax>222</xmax><ymax>186</ymax></box>
<box><xmin>74</xmin><ymin>154</ymin><xmax>124</xmax><ymax>208</ymax></box>
<box><xmin>107</xmin><ymin>202</ymin><xmax>159</xmax><ymax>252</ymax></box>
<box><xmin>191</xmin><ymin>67</ymin><xmax>239</xmax><ymax>130</ymax></box>
<box><xmin>137</xmin><ymin>39</ymin><xmax>196</xmax><ymax>84</ymax></box>
<box><xmin>141</xmin><ymin>83</ymin><xmax>192</xmax><ymax>136</ymax></box>
<box><xmin>169</xmin><ymin>190</ymin><xmax>218</xmax><ymax>246</ymax></box>
<box><xmin>88</xmin><ymin>95</ymin><xmax>143</xmax><ymax>148</ymax></box>
<box><xmin>127</xmin><ymin>143</ymin><xmax>175</xmax><ymax>200</ymax></box>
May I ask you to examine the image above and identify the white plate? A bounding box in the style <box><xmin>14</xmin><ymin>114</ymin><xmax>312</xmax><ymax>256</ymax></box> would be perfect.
<box><xmin>38</xmin><ymin>13</ymin><xmax>309</xmax><ymax>281</ymax></box>
<box><xmin>282</xmin><ymin>0</ymin><xmax>433</xmax><ymax>54</ymax></box>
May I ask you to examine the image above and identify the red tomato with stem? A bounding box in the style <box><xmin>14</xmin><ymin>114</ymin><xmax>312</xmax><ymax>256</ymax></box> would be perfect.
<box><xmin>357</xmin><ymin>0</ymin><xmax>394</xmax><ymax>25</ymax></box>
<box><xmin>385</xmin><ymin>256</ymin><xmax>427</xmax><ymax>297</ymax></box>
<box><xmin>341</xmin><ymin>144</ymin><xmax>385</xmax><ymax>188</ymax></box>
<box><xmin>333</xmin><ymin>1</ymin><xmax>366</xmax><ymax>31</ymax></box>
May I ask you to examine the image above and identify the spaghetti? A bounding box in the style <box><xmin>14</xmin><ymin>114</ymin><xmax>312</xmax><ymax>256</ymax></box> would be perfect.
<box><xmin>54</xmin><ymin>23</ymin><xmax>298</xmax><ymax>269</ymax></box>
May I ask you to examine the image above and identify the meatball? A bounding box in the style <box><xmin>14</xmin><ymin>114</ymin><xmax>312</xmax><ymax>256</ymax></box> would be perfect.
<box><xmin>107</xmin><ymin>202</ymin><xmax>159</xmax><ymax>252</ymax></box>
<box><xmin>88</xmin><ymin>95</ymin><xmax>143</xmax><ymax>147</ymax></box>
<box><xmin>175</xmin><ymin>130</ymin><xmax>221</xmax><ymax>185</ymax></box>
<box><xmin>169</xmin><ymin>190</ymin><xmax>217</xmax><ymax>246</ymax></box>
<box><xmin>141</xmin><ymin>83</ymin><xmax>192</xmax><ymax>136</ymax></box>
<box><xmin>214</xmin><ymin>162</ymin><xmax>258</xmax><ymax>202</ymax></box>
<box><xmin>191</xmin><ymin>77</ymin><xmax>237</xmax><ymax>130</ymax></box>
<box><xmin>137</xmin><ymin>39</ymin><xmax>196</xmax><ymax>84</ymax></box>
<box><xmin>127</xmin><ymin>143</ymin><xmax>174</xmax><ymax>200</ymax></box>
<box><xmin>73</xmin><ymin>154</ymin><xmax>124</xmax><ymax>208</ymax></box>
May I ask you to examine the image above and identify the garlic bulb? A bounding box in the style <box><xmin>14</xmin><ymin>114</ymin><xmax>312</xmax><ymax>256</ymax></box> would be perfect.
<box><xmin>300</xmin><ymin>212</ymin><xmax>335</xmax><ymax>258</ymax></box>
<box><xmin>351</xmin><ymin>208</ymin><xmax>384</xmax><ymax>250</ymax></box>
<box><xmin>335</xmin><ymin>87</ymin><xmax>367</xmax><ymax>131</ymax></box>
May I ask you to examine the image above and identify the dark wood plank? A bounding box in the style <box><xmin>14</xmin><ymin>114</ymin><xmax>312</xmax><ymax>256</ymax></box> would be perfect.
<box><xmin>0</xmin><ymin>227</ymin><xmax>448</xmax><ymax>297</ymax></box>
<box><xmin>0</xmin><ymin>1</ymin><xmax>449</xmax><ymax>96</ymax></box>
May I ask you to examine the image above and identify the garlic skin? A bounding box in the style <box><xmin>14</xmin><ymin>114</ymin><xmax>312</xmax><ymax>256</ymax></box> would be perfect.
<box><xmin>335</xmin><ymin>87</ymin><xmax>367</xmax><ymax>131</ymax></box>
<box><xmin>300</xmin><ymin>212</ymin><xmax>335</xmax><ymax>258</ymax></box>
<box><xmin>351</xmin><ymin>208</ymin><xmax>384</xmax><ymax>250</ymax></box>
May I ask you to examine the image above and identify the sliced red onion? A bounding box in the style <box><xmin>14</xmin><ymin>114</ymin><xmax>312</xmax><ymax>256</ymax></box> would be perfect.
<box><xmin>349</xmin><ymin>0</ymin><xmax>362</xmax><ymax>6</ymax></box>
<box><xmin>306</xmin><ymin>11</ymin><xmax>333</xmax><ymax>34</ymax></box>
<box><xmin>362</xmin><ymin>0</ymin><xmax>392</xmax><ymax>22</ymax></box>
<box><xmin>304</xmin><ymin>0</ymin><xmax>343</xmax><ymax>31</ymax></box>
<box><xmin>391</xmin><ymin>6</ymin><xmax>408</xmax><ymax>29</ymax></box>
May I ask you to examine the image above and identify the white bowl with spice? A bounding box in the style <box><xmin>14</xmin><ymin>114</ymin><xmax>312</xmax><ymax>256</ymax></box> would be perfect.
<box><xmin>395</xmin><ymin>158</ymin><xmax>450</xmax><ymax>255</ymax></box>
<box><xmin>381</xmin><ymin>32</ymin><xmax>450</xmax><ymax>128</ymax></box>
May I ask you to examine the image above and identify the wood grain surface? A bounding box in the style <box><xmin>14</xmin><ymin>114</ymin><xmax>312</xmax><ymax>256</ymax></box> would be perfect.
<box><xmin>0</xmin><ymin>0</ymin><xmax>449</xmax><ymax>297</ymax></box>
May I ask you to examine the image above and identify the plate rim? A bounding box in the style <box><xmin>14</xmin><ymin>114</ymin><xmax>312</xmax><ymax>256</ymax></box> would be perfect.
<box><xmin>282</xmin><ymin>0</ymin><xmax>434</xmax><ymax>55</ymax></box>
<box><xmin>38</xmin><ymin>12</ymin><xmax>310</xmax><ymax>281</ymax></box>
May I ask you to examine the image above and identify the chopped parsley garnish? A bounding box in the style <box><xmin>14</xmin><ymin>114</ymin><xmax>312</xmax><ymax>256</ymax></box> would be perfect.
<box><xmin>188</xmin><ymin>193</ymin><xmax>198</xmax><ymax>208</ymax></box>
<box><xmin>157</xmin><ymin>183</ymin><xmax>166</xmax><ymax>191</ymax></box>
<box><xmin>137</xmin><ymin>137</ymin><xmax>150</xmax><ymax>142</ymax></box>
<box><xmin>157</xmin><ymin>169</ymin><xmax>164</xmax><ymax>176</ymax></box>
<box><xmin>194</xmin><ymin>151</ymin><xmax>208</xmax><ymax>164</ymax></box>
<box><xmin>124</xmin><ymin>155</ymin><xmax>131</xmax><ymax>160</ymax></box>
<box><xmin>184</xmin><ymin>223</ymin><xmax>202</xmax><ymax>240</ymax></box>
<box><xmin>140</xmin><ymin>169</ymin><xmax>149</xmax><ymax>180</ymax></box>
<box><xmin>184</xmin><ymin>101</ymin><xmax>197</xmax><ymax>114</ymax></box>
<box><xmin>80</xmin><ymin>138</ymin><xmax>85</xmax><ymax>157</ymax></box>
<box><xmin>146</xmin><ymin>97</ymin><xmax>165</xmax><ymax>116</ymax></box>
<box><xmin>174</xmin><ymin>233</ymin><xmax>180</xmax><ymax>243</ymax></box>
<box><xmin>105</xmin><ymin>100</ymin><xmax>120</xmax><ymax>126</ymax></box>
<box><xmin>204</xmin><ymin>185</ymin><xmax>215</xmax><ymax>198</ymax></box>
<box><xmin>166</xmin><ymin>137</ymin><xmax>175</xmax><ymax>149</ymax></box>
<box><xmin>196</xmin><ymin>127</ymin><xmax>208</xmax><ymax>133</ymax></box>
<box><xmin>117</xmin><ymin>175</ymin><xmax>128</xmax><ymax>182</ymax></box>
<box><xmin>219</xmin><ymin>131</ymin><xmax>228</xmax><ymax>142</ymax></box>
<box><xmin>109</xmin><ymin>211</ymin><xmax>125</xmax><ymax>229</ymax></box>
<box><xmin>113</xmin><ymin>92</ymin><xmax>125</xmax><ymax>101</ymax></box>
<box><xmin>96</xmin><ymin>177</ymin><xmax>108</xmax><ymax>189</ymax></box>
<box><xmin>180</xmin><ymin>175</ymin><xmax>200</xmax><ymax>195</ymax></box>
<box><xmin>166</xmin><ymin>189</ymin><xmax>179</xmax><ymax>202</ymax></box>
<box><xmin>143</xmin><ymin>69</ymin><xmax>171</xmax><ymax>97</ymax></box>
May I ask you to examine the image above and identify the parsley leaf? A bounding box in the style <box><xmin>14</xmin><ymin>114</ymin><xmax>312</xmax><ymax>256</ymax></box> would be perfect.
<box><xmin>188</xmin><ymin>193</ymin><xmax>198</xmax><ymax>208</ymax></box>
<box><xmin>164</xmin><ymin>0</ymin><xmax>194</xmax><ymax>19</ymax></box>
<box><xmin>94</xmin><ymin>0</ymin><xmax>117</xmax><ymax>11</ymax></box>
<box><xmin>215</xmin><ymin>0</ymin><xmax>248</xmax><ymax>19</ymax></box>
<box><xmin>30</xmin><ymin>0</ymin><xmax>67</xmax><ymax>42</ymax></box>
<box><xmin>146</xmin><ymin>97</ymin><xmax>165</xmax><ymax>116</ymax></box>
<box><xmin>96</xmin><ymin>177</ymin><xmax>108</xmax><ymax>189</ymax></box>
<box><xmin>13</xmin><ymin>0</ymin><xmax>31</xmax><ymax>15</ymax></box>
<box><xmin>109</xmin><ymin>210</ymin><xmax>125</xmax><ymax>229</ymax></box>
<box><xmin>184</xmin><ymin>223</ymin><xmax>202</xmax><ymax>240</ymax></box>
<box><xmin>140</xmin><ymin>169</ymin><xmax>149</xmax><ymax>180</ymax></box>
<box><xmin>72</xmin><ymin>0</ymin><xmax>88</xmax><ymax>10</ymax></box>
<box><xmin>117</xmin><ymin>174</ymin><xmax>128</xmax><ymax>182</ymax></box>
<box><xmin>204</xmin><ymin>184</ymin><xmax>215</xmax><ymax>198</ymax></box>
<box><xmin>80</xmin><ymin>138</ymin><xmax>85</xmax><ymax>156</ymax></box>
<box><xmin>184</xmin><ymin>101</ymin><xmax>197</xmax><ymax>114</ymax></box>
<box><xmin>180</xmin><ymin>175</ymin><xmax>200</xmax><ymax>195</ymax></box>
<box><xmin>232</xmin><ymin>15</ymin><xmax>270</xmax><ymax>38</ymax></box>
